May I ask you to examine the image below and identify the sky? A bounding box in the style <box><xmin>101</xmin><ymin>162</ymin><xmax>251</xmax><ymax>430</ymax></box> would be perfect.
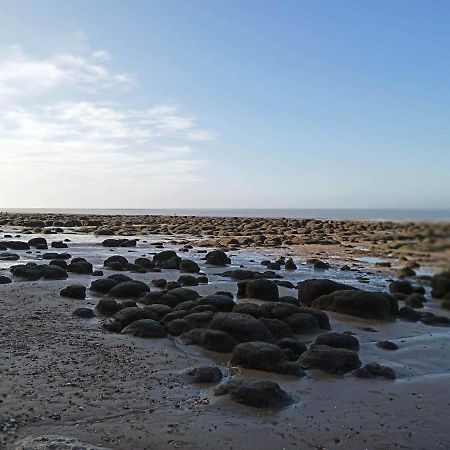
<box><xmin>0</xmin><ymin>0</ymin><xmax>449</xmax><ymax>209</ymax></box>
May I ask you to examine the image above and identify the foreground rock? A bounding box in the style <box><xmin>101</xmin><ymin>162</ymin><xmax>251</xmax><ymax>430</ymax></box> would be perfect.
<box><xmin>231</xmin><ymin>341</ymin><xmax>304</xmax><ymax>376</ymax></box>
<box><xmin>214</xmin><ymin>379</ymin><xmax>292</xmax><ymax>408</ymax></box>
<box><xmin>312</xmin><ymin>290</ymin><xmax>397</xmax><ymax>320</ymax></box>
<box><xmin>60</xmin><ymin>284</ymin><xmax>86</xmax><ymax>299</ymax></box>
<box><xmin>121</xmin><ymin>319</ymin><xmax>167</xmax><ymax>338</ymax></box>
<box><xmin>299</xmin><ymin>344</ymin><xmax>362</xmax><ymax>374</ymax></box>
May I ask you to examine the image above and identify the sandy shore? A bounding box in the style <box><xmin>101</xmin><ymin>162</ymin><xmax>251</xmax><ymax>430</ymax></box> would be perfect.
<box><xmin>1</xmin><ymin>214</ymin><xmax>450</xmax><ymax>449</ymax></box>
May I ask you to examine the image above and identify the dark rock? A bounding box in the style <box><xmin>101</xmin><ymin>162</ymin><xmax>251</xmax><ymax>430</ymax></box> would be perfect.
<box><xmin>260</xmin><ymin>318</ymin><xmax>292</xmax><ymax>339</ymax></box>
<box><xmin>312</xmin><ymin>290</ymin><xmax>397</xmax><ymax>320</ymax></box>
<box><xmin>90</xmin><ymin>278</ymin><xmax>118</xmax><ymax>294</ymax></box>
<box><xmin>177</xmin><ymin>275</ymin><xmax>199</xmax><ymax>286</ymax></box>
<box><xmin>0</xmin><ymin>275</ymin><xmax>12</xmax><ymax>284</ymax></box>
<box><xmin>152</xmin><ymin>278</ymin><xmax>167</xmax><ymax>288</ymax></box>
<box><xmin>180</xmin><ymin>259</ymin><xmax>200</xmax><ymax>273</ymax></box>
<box><xmin>298</xmin><ymin>279</ymin><xmax>358</xmax><ymax>306</ymax></box>
<box><xmin>108</xmin><ymin>274</ymin><xmax>132</xmax><ymax>283</ymax></box>
<box><xmin>284</xmin><ymin>313</ymin><xmax>319</xmax><ymax>334</ymax></box>
<box><xmin>389</xmin><ymin>280</ymin><xmax>414</xmax><ymax>295</ymax></box>
<box><xmin>277</xmin><ymin>338</ymin><xmax>307</xmax><ymax>358</ymax></box>
<box><xmin>214</xmin><ymin>379</ymin><xmax>292</xmax><ymax>408</ymax></box>
<box><xmin>96</xmin><ymin>298</ymin><xmax>122</xmax><ymax>316</ymax></box>
<box><xmin>186</xmin><ymin>366</ymin><xmax>223</xmax><ymax>383</ymax></box>
<box><xmin>108</xmin><ymin>280</ymin><xmax>150</xmax><ymax>298</ymax></box>
<box><xmin>67</xmin><ymin>259</ymin><xmax>93</xmax><ymax>275</ymax></box>
<box><xmin>49</xmin><ymin>259</ymin><xmax>68</xmax><ymax>270</ymax></box>
<box><xmin>285</xmin><ymin>258</ymin><xmax>297</xmax><ymax>270</ymax></box>
<box><xmin>60</xmin><ymin>284</ymin><xmax>86</xmax><ymax>300</ymax></box>
<box><xmin>167</xmin><ymin>318</ymin><xmax>194</xmax><ymax>335</ymax></box>
<box><xmin>114</xmin><ymin>307</ymin><xmax>149</xmax><ymax>326</ymax></box>
<box><xmin>299</xmin><ymin>344</ymin><xmax>362</xmax><ymax>374</ymax></box>
<box><xmin>28</xmin><ymin>237</ymin><xmax>47</xmax><ymax>247</ymax></box>
<box><xmin>245</xmin><ymin>279</ymin><xmax>279</xmax><ymax>302</ymax></box>
<box><xmin>208</xmin><ymin>312</ymin><xmax>273</xmax><ymax>343</ymax></box>
<box><xmin>206</xmin><ymin>250</ymin><xmax>231</xmax><ymax>266</ymax></box>
<box><xmin>197</xmin><ymin>295</ymin><xmax>235</xmax><ymax>312</ymax></box>
<box><xmin>431</xmin><ymin>271</ymin><xmax>450</xmax><ymax>298</ymax></box>
<box><xmin>122</xmin><ymin>319</ymin><xmax>167</xmax><ymax>338</ymax></box>
<box><xmin>73</xmin><ymin>307</ymin><xmax>95</xmax><ymax>318</ymax></box>
<box><xmin>353</xmin><ymin>362</ymin><xmax>396</xmax><ymax>380</ymax></box>
<box><xmin>376</xmin><ymin>340</ymin><xmax>398</xmax><ymax>350</ymax></box>
<box><xmin>181</xmin><ymin>328</ymin><xmax>238</xmax><ymax>353</ymax></box>
<box><xmin>231</xmin><ymin>341</ymin><xmax>304</xmax><ymax>376</ymax></box>
<box><xmin>314</xmin><ymin>332</ymin><xmax>360</xmax><ymax>351</ymax></box>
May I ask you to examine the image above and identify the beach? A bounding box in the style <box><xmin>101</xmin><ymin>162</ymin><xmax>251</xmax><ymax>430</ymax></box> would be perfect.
<box><xmin>1</xmin><ymin>213</ymin><xmax>450</xmax><ymax>450</ymax></box>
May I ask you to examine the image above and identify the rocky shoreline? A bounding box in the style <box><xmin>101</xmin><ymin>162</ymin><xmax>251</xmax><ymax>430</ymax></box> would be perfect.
<box><xmin>1</xmin><ymin>213</ymin><xmax>450</xmax><ymax>449</ymax></box>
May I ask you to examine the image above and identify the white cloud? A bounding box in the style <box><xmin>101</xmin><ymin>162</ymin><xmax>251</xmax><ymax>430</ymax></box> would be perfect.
<box><xmin>0</xmin><ymin>40</ymin><xmax>214</xmax><ymax>207</ymax></box>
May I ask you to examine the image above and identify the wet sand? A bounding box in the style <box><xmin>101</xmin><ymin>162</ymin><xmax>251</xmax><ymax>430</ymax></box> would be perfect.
<box><xmin>1</xmin><ymin>214</ymin><xmax>450</xmax><ymax>449</ymax></box>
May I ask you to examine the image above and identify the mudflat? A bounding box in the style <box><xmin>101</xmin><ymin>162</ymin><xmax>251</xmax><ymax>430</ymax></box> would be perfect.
<box><xmin>1</xmin><ymin>213</ymin><xmax>449</xmax><ymax>450</ymax></box>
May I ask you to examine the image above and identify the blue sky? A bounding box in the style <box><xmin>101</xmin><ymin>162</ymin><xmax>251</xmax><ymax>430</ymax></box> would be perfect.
<box><xmin>0</xmin><ymin>0</ymin><xmax>449</xmax><ymax>208</ymax></box>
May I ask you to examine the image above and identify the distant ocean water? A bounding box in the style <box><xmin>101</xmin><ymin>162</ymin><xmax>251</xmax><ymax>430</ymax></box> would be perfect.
<box><xmin>2</xmin><ymin>208</ymin><xmax>450</xmax><ymax>221</ymax></box>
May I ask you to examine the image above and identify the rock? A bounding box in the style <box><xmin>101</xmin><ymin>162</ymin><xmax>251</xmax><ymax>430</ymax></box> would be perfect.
<box><xmin>51</xmin><ymin>241</ymin><xmax>68</xmax><ymax>248</ymax></box>
<box><xmin>314</xmin><ymin>332</ymin><xmax>360</xmax><ymax>351</ymax></box>
<box><xmin>284</xmin><ymin>258</ymin><xmax>297</xmax><ymax>270</ymax></box>
<box><xmin>260</xmin><ymin>318</ymin><xmax>292</xmax><ymax>339</ymax></box>
<box><xmin>186</xmin><ymin>366</ymin><xmax>223</xmax><ymax>383</ymax></box>
<box><xmin>231</xmin><ymin>341</ymin><xmax>304</xmax><ymax>376</ymax></box>
<box><xmin>208</xmin><ymin>312</ymin><xmax>274</xmax><ymax>343</ymax></box>
<box><xmin>245</xmin><ymin>279</ymin><xmax>279</xmax><ymax>302</ymax></box>
<box><xmin>60</xmin><ymin>284</ymin><xmax>86</xmax><ymax>299</ymax></box>
<box><xmin>277</xmin><ymin>338</ymin><xmax>307</xmax><ymax>358</ymax></box>
<box><xmin>177</xmin><ymin>275</ymin><xmax>199</xmax><ymax>286</ymax></box>
<box><xmin>153</xmin><ymin>250</ymin><xmax>181</xmax><ymax>269</ymax></box>
<box><xmin>90</xmin><ymin>278</ymin><xmax>118</xmax><ymax>294</ymax></box>
<box><xmin>376</xmin><ymin>340</ymin><xmax>399</xmax><ymax>350</ymax></box>
<box><xmin>28</xmin><ymin>237</ymin><xmax>48</xmax><ymax>247</ymax></box>
<box><xmin>40</xmin><ymin>265</ymin><xmax>69</xmax><ymax>280</ymax></box>
<box><xmin>96</xmin><ymin>298</ymin><xmax>122</xmax><ymax>316</ymax></box>
<box><xmin>4</xmin><ymin>240</ymin><xmax>30</xmax><ymax>250</ymax></box>
<box><xmin>298</xmin><ymin>279</ymin><xmax>358</xmax><ymax>306</ymax></box>
<box><xmin>206</xmin><ymin>250</ymin><xmax>231</xmax><ymax>266</ymax></box>
<box><xmin>223</xmin><ymin>269</ymin><xmax>264</xmax><ymax>281</ymax></box>
<box><xmin>404</xmin><ymin>293</ymin><xmax>425</xmax><ymax>308</ymax></box>
<box><xmin>297</xmin><ymin>307</ymin><xmax>331</xmax><ymax>330</ymax></box>
<box><xmin>104</xmin><ymin>255</ymin><xmax>129</xmax><ymax>270</ymax></box>
<box><xmin>184</xmin><ymin>311</ymin><xmax>215</xmax><ymax>327</ymax></box>
<box><xmin>431</xmin><ymin>271</ymin><xmax>450</xmax><ymax>298</ymax></box>
<box><xmin>152</xmin><ymin>279</ymin><xmax>167</xmax><ymax>288</ymax></box>
<box><xmin>114</xmin><ymin>307</ymin><xmax>150</xmax><ymax>325</ymax></box>
<box><xmin>102</xmin><ymin>238</ymin><xmax>136</xmax><ymax>247</ymax></box>
<box><xmin>67</xmin><ymin>258</ymin><xmax>93</xmax><ymax>275</ymax></box>
<box><xmin>108</xmin><ymin>280</ymin><xmax>150</xmax><ymax>298</ymax></box>
<box><xmin>0</xmin><ymin>275</ymin><xmax>12</xmax><ymax>284</ymax></box>
<box><xmin>49</xmin><ymin>259</ymin><xmax>68</xmax><ymax>270</ymax></box>
<box><xmin>312</xmin><ymin>290</ymin><xmax>397</xmax><ymax>320</ymax></box>
<box><xmin>134</xmin><ymin>257</ymin><xmax>155</xmax><ymax>269</ymax></box>
<box><xmin>421</xmin><ymin>315</ymin><xmax>450</xmax><ymax>326</ymax></box>
<box><xmin>13</xmin><ymin>434</ymin><xmax>110</xmax><ymax>450</ymax></box>
<box><xmin>0</xmin><ymin>252</ymin><xmax>20</xmax><ymax>261</ymax></box>
<box><xmin>180</xmin><ymin>259</ymin><xmax>200</xmax><ymax>273</ymax></box>
<box><xmin>181</xmin><ymin>328</ymin><xmax>238</xmax><ymax>353</ymax></box>
<box><xmin>73</xmin><ymin>307</ymin><xmax>95</xmax><ymax>318</ymax></box>
<box><xmin>158</xmin><ymin>287</ymin><xmax>200</xmax><ymax>307</ymax></box>
<box><xmin>389</xmin><ymin>280</ymin><xmax>414</xmax><ymax>295</ymax></box>
<box><xmin>108</xmin><ymin>274</ymin><xmax>132</xmax><ymax>283</ymax></box>
<box><xmin>299</xmin><ymin>344</ymin><xmax>362</xmax><ymax>374</ymax></box>
<box><xmin>42</xmin><ymin>252</ymin><xmax>71</xmax><ymax>260</ymax></box>
<box><xmin>285</xmin><ymin>313</ymin><xmax>320</xmax><ymax>334</ymax></box>
<box><xmin>167</xmin><ymin>318</ymin><xmax>194</xmax><ymax>335</ymax></box>
<box><xmin>122</xmin><ymin>319</ymin><xmax>167</xmax><ymax>338</ymax></box>
<box><xmin>233</xmin><ymin>302</ymin><xmax>269</xmax><ymax>318</ymax></box>
<box><xmin>214</xmin><ymin>379</ymin><xmax>292</xmax><ymax>408</ymax></box>
<box><xmin>142</xmin><ymin>304</ymin><xmax>173</xmax><ymax>321</ymax></box>
<box><xmin>197</xmin><ymin>295</ymin><xmax>235</xmax><ymax>312</ymax></box>
<box><xmin>353</xmin><ymin>362</ymin><xmax>396</xmax><ymax>380</ymax></box>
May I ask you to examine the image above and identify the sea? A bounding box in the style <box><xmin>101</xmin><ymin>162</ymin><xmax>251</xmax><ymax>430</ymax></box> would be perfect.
<box><xmin>2</xmin><ymin>208</ymin><xmax>450</xmax><ymax>221</ymax></box>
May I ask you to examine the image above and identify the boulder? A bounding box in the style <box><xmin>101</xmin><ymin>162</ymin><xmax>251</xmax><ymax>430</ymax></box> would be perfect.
<box><xmin>60</xmin><ymin>284</ymin><xmax>86</xmax><ymax>300</ymax></box>
<box><xmin>245</xmin><ymin>279</ymin><xmax>279</xmax><ymax>302</ymax></box>
<box><xmin>312</xmin><ymin>290</ymin><xmax>397</xmax><ymax>320</ymax></box>
<box><xmin>298</xmin><ymin>279</ymin><xmax>358</xmax><ymax>306</ymax></box>
<box><xmin>121</xmin><ymin>319</ymin><xmax>167</xmax><ymax>338</ymax></box>
<box><xmin>299</xmin><ymin>344</ymin><xmax>361</xmax><ymax>374</ymax></box>
<box><xmin>185</xmin><ymin>366</ymin><xmax>223</xmax><ymax>383</ymax></box>
<box><xmin>214</xmin><ymin>380</ymin><xmax>292</xmax><ymax>408</ymax></box>
<box><xmin>96</xmin><ymin>298</ymin><xmax>122</xmax><ymax>315</ymax></box>
<box><xmin>197</xmin><ymin>295</ymin><xmax>235</xmax><ymax>312</ymax></box>
<box><xmin>431</xmin><ymin>271</ymin><xmax>450</xmax><ymax>298</ymax></box>
<box><xmin>353</xmin><ymin>362</ymin><xmax>396</xmax><ymax>380</ymax></box>
<box><xmin>113</xmin><ymin>307</ymin><xmax>149</xmax><ymax>326</ymax></box>
<box><xmin>181</xmin><ymin>328</ymin><xmax>238</xmax><ymax>353</ymax></box>
<box><xmin>208</xmin><ymin>312</ymin><xmax>274</xmax><ymax>343</ymax></box>
<box><xmin>205</xmin><ymin>250</ymin><xmax>231</xmax><ymax>266</ymax></box>
<box><xmin>180</xmin><ymin>259</ymin><xmax>200</xmax><ymax>273</ymax></box>
<box><xmin>389</xmin><ymin>280</ymin><xmax>414</xmax><ymax>295</ymax></box>
<box><xmin>108</xmin><ymin>280</ymin><xmax>150</xmax><ymax>298</ymax></box>
<box><xmin>284</xmin><ymin>313</ymin><xmax>320</xmax><ymax>334</ymax></box>
<box><xmin>231</xmin><ymin>341</ymin><xmax>304</xmax><ymax>376</ymax></box>
<box><xmin>0</xmin><ymin>275</ymin><xmax>12</xmax><ymax>284</ymax></box>
<box><xmin>73</xmin><ymin>307</ymin><xmax>95</xmax><ymax>318</ymax></box>
<box><xmin>90</xmin><ymin>278</ymin><xmax>118</xmax><ymax>294</ymax></box>
<box><xmin>314</xmin><ymin>332</ymin><xmax>360</xmax><ymax>351</ymax></box>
